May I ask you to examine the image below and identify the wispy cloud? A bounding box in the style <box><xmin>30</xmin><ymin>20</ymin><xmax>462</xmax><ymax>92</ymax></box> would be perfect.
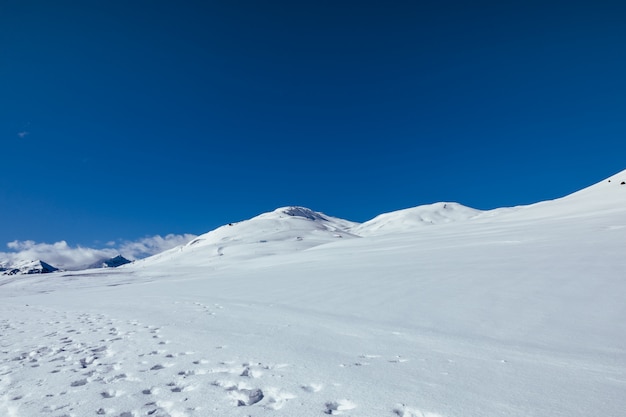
<box><xmin>3</xmin><ymin>240</ymin><xmax>116</xmax><ymax>270</ymax></box>
<box><xmin>117</xmin><ymin>234</ymin><xmax>197</xmax><ymax>260</ymax></box>
<box><xmin>17</xmin><ymin>131</ymin><xmax>29</xmax><ymax>138</ymax></box>
<box><xmin>1</xmin><ymin>234</ymin><xmax>196</xmax><ymax>270</ymax></box>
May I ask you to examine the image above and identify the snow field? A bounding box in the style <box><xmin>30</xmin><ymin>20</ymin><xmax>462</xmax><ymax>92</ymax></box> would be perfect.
<box><xmin>1</xmin><ymin>169</ymin><xmax>626</xmax><ymax>416</ymax></box>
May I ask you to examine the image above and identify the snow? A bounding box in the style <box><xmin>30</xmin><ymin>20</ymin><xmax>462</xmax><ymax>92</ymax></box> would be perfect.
<box><xmin>350</xmin><ymin>202</ymin><xmax>483</xmax><ymax>236</ymax></box>
<box><xmin>135</xmin><ymin>206</ymin><xmax>359</xmax><ymax>269</ymax></box>
<box><xmin>1</xmin><ymin>170</ymin><xmax>626</xmax><ymax>417</ymax></box>
<box><xmin>0</xmin><ymin>259</ymin><xmax>58</xmax><ymax>275</ymax></box>
<box><xmin>0</xmin><ymin>235</ymin><xmax>197</xmax><ymax>272</ymax></box>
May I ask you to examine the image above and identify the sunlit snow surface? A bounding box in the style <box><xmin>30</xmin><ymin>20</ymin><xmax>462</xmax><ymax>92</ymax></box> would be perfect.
<box><xmin>2</xmin><ymin>171</ymin><xmax>626</xmax><ymax>417</ymax></box>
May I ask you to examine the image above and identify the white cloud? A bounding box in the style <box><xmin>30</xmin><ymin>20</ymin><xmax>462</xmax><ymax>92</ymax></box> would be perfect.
<box><xmin>117</xmin><ymin>234</ymin><xmax>197</xmax><ymax>260</ymax></box>
<box><xmin>17</xmin><ymin>131</ymin><xmax>29</xmax><ymax>138</ymax></box>
<box><xmin>1</xmin><ymin>234</ymin><xmax>196</xmax><ymax>271</ymax></box>
<box><xmin>2</xmin><ymin>240</ymin><xmax>116</xmax><ymax>270</ymax></box>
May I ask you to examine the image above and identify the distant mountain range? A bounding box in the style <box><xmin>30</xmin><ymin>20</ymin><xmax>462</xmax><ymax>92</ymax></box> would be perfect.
<box><xmin>1</xmin><ymin>202</ymin><xmax>489</xmax><ymax>276</ymax></box>
<box><xmin>0</xmin><ymin>255</ymin><xmax>131</xmax><ymax>276</ymax></box>
<box><xmin>0</xmin><ymin>259</ymin><xmax>58</xmax><ymax>275</ymax></box>
<box><xmin>129</xmin><ymin>202</ymin><xmax>490</xmax><ymax>270</ymax></box>
<box><xmin>87</xmin><ymin>255</ymin><xmax>132</xmax><ymax>269</ymax></box>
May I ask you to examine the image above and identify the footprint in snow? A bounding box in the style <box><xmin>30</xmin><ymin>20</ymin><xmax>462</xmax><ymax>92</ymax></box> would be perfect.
<box><xmin>167</xmin><ymin>381</ymin><xmax>194</xmax><ymax>393</ymax></box>
<box><xmin>389</xmin><ymin>355</ymin><xmax>409</xmax><ymax>363</ymax></box>
<box><xmin>263</xmin><ymin>387</ymin><xmax>296</xmax><ymax>410</ymax></box>
<box><xmin>325</xmin><ymin>399</ymin><xmax>357</xmax><ymax>415</ymax></box>
<box><xmin>150</xmin><ymin>363</ymin><xmax>173</xmax><ymax>371</ymax></box>
<box><xmin>393</xmin><ymin>404</ymin><xmax>445</xmax><ymax>417</ymax></box>
<box><xmin>301</xmin><ymin>383</ymin><xmax>323</xmax><ymax>393</ymax></box>
<box><xmin>228</xmin><ymin>387</ymin><xmax>264</xmax><ymax>406</ymax></box>
<box><xmin>359</xmin><ymin>354</ymin><xmax>381</xmax><ymax>359</ymax></box>
<box><xmin>100</xmin><ymin>389</ymin><xmax>123</xmax><ymax>398</ymax></box>
<box><xmin>70</xmin><ymin>378</ymin><xmax>89</xmax><ymax>387</ymax></box>
<box><xmin>240</xmin><ymin>365</ymin><xmax>263</xmax><ymax>378</ymax></box>
<box><xmin>142</xmin><ymin>387</ymin><xmax>160</xmax><ymax>395</ymax></box>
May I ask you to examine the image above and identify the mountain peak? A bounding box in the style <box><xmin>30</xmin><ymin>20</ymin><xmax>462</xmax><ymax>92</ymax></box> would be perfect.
<box><xmin>352</xmin><ymin>202</ymin><xmax>482</xmax><ymax>236</ymax></box>
<box><xmin>88</xmin><ymin>255</ymin><xmax>131</xmax><ymax>269</ymax></box>
<box><xmin>1</xmin><ymin>259</ymin><xmax>58</xmax><ymax>276</ymax></box>
<box><xmin>275</xmin><ymin>206</ymin><xmax>328</xmax><ymax>221</ymax></box>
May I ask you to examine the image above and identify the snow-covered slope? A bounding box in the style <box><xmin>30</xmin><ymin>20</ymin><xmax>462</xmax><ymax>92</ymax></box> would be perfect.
<box><xmin>1</xmin><ymin>170</ymin><xmax>625</xmax><ymax>417</ymax></box>
<box><xmin>351</xmin><ymin>202</ymin><xmax>483</xmax><ymax>236</ymax></box>
<box><xmin>496</xmin><ymin>168</ymin><xmax>626</xmax><ymax>220</ymax></box>
<box><xmin>136</xmin><ymin>206</ymin><xmax>359</xmax><ymax>269</ymax></box>
<box><xmin>135</xmin><ymin>203</ymin><xmax>490</xmax><ymax>269</ymax></box>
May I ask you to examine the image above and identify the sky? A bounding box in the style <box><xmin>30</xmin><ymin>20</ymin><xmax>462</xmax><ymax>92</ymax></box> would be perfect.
<box><xmin>1</xmin><ymin>1</ymin><xmax>626</xmax><ymax>262</ymax></box>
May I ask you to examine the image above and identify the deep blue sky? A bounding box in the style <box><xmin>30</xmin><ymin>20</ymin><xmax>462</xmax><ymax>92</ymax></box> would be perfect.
<box><xmin>2</xmin><ymin>1</ymin><xmax>625</xmax><ymax>247</ymax></box>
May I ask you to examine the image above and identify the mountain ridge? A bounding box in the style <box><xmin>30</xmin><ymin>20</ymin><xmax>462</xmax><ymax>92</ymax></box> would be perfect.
<box><xmin>2</xmin><ymin>169</ymin><xmax>625</xmax><ymax>275</ymax></box>
<box><xmin>0</xmin><ymin>259</ymin><xmax>58</xmax><ymax>275</ymax></box>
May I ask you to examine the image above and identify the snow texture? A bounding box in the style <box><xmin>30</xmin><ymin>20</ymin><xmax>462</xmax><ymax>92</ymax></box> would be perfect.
<box><xmin>1</xmin><ymin>170</ymin><xmax>626</xmax><ymax>417</ymax></box>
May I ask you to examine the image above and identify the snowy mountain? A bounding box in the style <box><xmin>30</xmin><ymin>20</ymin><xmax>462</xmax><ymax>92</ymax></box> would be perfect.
<box><xmin>0</xmin><ymin>259</ymin><xmax>58</xmax><ymax>275</ymax></box>
<box><xmin>0</xmin><ymin>255</ymin><xmax>131</xmax><ymax>276</ymax></box>
<box><xmin>1</xmin><ymin>169</ymin><xmax>625</xmax><ymax>417</ymax></box>
<box><xmin>350</xmin><ymin>202</ymin><xmax>483</xmax><ymax>236</ymax></box>
<box><xmin>135</xmin><ymin>203</ymin><xmax>500</xmax><ymax>269</ymax></box>
<box><xmin>87</xmin><ymin>255</ymin><xmax>131</xmax><ymax>269</ymax></box>
<box><xmin>135</xmin><ymin>206</ymin><xmax>359</xmax><ymax>269</ymax></box>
